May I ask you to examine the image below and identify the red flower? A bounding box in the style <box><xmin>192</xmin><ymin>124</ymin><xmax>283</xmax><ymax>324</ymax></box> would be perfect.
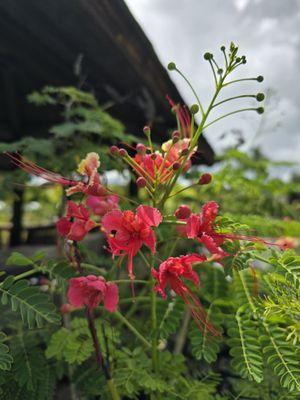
<box><xmin>102</xmin><ymin>205</ymin><xmax>162</xmax><ymax>281</ymax></box>
<box><xmin>86</xmin><ymin>194</ymin><xmax>119</xmax><ymax>218</ymax></box>
<box><xmin>57</xmin><ymin>201</ymin><xmax>96</xmax><ymax>241</ymax></box>
<box><xmin>186</xmin><ymin>201</ymin><xmax>228</xmax><ymax>260</ymax></box>
<box><xmin>66</xmin><ymin>153</ymin><xmax>106</xmax><ymax>197</ymax></box>
<box><xmin>152</xmin><ymin>254</ymin><xmax>218</xmax><ymax>334</ymax></box>
<box><xmin>186</xmin><ymin>201</ymin><xmax>274</xmax><ymax>260</ymax></box>
<box><xmin>67</xmin><ymin>275</ymin><xmax>119</xmax><ymax>311</ymax></box>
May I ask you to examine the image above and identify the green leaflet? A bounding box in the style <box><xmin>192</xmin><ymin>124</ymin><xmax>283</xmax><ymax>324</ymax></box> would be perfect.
<box><xmin>0</xmin><ymin>332</ymin><xmax>13</xmax><ymax>371</ymax></box>
<box><xmin>0</xmin><ymin>277</ymin><xmax>60</xmax><ymax>328</ymax></box>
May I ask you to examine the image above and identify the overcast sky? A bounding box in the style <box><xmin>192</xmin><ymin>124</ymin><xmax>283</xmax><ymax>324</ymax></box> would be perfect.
<box><xmin>125</xmin><ymin>0</ymin><xmax>300</xmax><ymax>165</ymax></box>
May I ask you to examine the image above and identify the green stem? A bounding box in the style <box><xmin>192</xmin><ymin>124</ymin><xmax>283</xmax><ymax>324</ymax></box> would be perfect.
<box><xmin>212</xmin><ymin>94</ymin><xmax>256</xmax><ymax>108</ymax></box>
<box><xmin>174</xmin><ymin>67</ymin><xmax>204</xmax><ymax>116</ymax></box>
<box><xmin>203</xmin><ymin>108</ymin><xmax>258</xmax><ymax>130</ymax></box>
<box><xmin>114</xmin><ymin>310</ymin><xmax>151</xmax><ymax>348</ymax></box>
<box><xmin>150</xmin><ymin>277</ymin><xmax>159</xmax><ymax>373</ymax></box>
<box><xmin>14</xmin><ymin>268</ymin><xmax>37</xmax><ymax>281</ymax></box>
<box><xmin>107</xmin><ymin>379</ymin><xmax>120</xmax><ymax>400</ymax></box>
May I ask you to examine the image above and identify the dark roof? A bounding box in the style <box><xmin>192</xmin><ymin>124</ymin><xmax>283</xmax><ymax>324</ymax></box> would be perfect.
<box><xmin>0</xmin><ymin>0</ymin><xmax>214</xmax><ymax>166</ymax></box>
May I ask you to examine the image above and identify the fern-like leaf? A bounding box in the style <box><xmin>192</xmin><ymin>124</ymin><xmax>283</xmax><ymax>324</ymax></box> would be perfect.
<box><xmin>262</xmin><ymin>323</ymin><xmax>300</xmax><ymax>393</ymax></box>
<box><xmin>271</xmin><ymin>252</ymin><xmax>300</xmax><ymax>289</ymax></box>
<box><xmin>227</xmin><ymin>308</ymin><xmax>263</xmax><ymax>383</ymax></box>
<box><xmin>189</xmin><ymin>305</ymin><xmax>223</xmax><ymax>363</ymax></box>
<box><xmin>0</xmin><ymin>276</ymin><xmax>60</xmax><ymax>328</ymax></box>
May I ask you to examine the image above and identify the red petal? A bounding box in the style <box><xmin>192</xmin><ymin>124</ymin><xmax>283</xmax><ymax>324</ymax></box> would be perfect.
<box><xmin>104</xmin><ymin>283</ymin><xmax>119</xmax><ymax>312</ymax></box>
<box><xmin>136</xmin><ymin>205</ymin><xmax>162</xmax><ymax>227</ymax></box>
<box><xmin>56</xmin><ymin>218</ymin><xmax>71</xmax><ymax>237</ymax></box>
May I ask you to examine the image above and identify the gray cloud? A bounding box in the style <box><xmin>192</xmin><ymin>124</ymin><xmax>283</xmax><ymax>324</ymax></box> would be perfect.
<box><xmin>125</xmin><ymin>0</ymin><xmax>300</xmax><ymax>166</ymax></box>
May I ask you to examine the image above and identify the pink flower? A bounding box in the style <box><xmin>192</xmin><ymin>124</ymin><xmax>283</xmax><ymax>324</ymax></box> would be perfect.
<box><xmin>57</xmin><ymin>201</ymin><xmax>96</xmax><ymax>241</ymax></box>
<box><xmin>152</xmin><ymin>254</ymin><xmax>218</xmax><ymax>334</ymax></box>
<box><xmin>67</xmin><ymin>275</ymin><xmax>119</xmax><ymax>311</ymax></box>
<box><xmin>86</xmin><ymin>194</ymin><xmax>119</xmax><ymax>218</ymax></box>
<box><xmin>102</xmin><ymin>205</ymin><xmax>162</xmax><ymax>281</ymax></box>
<box><xmin>275</xmin><ymin>236</ymin><xmax>298</xmax><ymax>250</ymax></box>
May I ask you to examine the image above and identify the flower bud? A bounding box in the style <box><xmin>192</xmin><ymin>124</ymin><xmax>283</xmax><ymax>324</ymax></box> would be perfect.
<box><xmin>172</xmin><ymin>130</ymin><xmax>180</xmax><ymax>143</ymax></box>
<box><xmin>136</xmin><ymin>143</ymin><xmax>147</xmax><ymax>154</ymax></box>
<box><xmin>167</xmin><ymin>62</ymin><xmax>176</xmax><ymax>71</ymax></box>
<box><xmin>180</xmin><ymin>148</ymin><xmax>189</xmax><ymax>157</ymax></box>
<box><xmin>257</xmin><ymin>75</ymin><xmax>264</xmax><ymax>82</ymax></box>
<box><xmin>172</xmin><ymin>162</ymin><xmax>180</xmax><ymax>170</ymax></box>
<box><xmin>256</xmin><ymin>93</ymin><xmax>265</xmax><ymax>102</ymax></box>
<box><xmin>218</xmin><ymin>68</ymin><xmax>223</xmax><ymax>75</ymax></box>
<box><xmin>110</xmin><ymin>145</ymin><xmax>119</xmax><ymax>155</ymax></box>
<box><xmin>204</xmin><ymin>52</ymin><xmax>213</xmax><ymax>60</ymax></box>
<box><xmin>172</xmin><ymin>130</ymin><xmax>180</xmax><ymax>139</ymax></box>
<box><xmin>136</xmin><ymin>177</ymin><xmax>147</xmax><ymax>188</ymax></box>
<box><xmin>143</xmin><ymin>126</ymin><xmax>151</xmax><ymax>134</ymax></box>
<box><xmin>220</xmin><ymin>45</ymin><xmax>226</xmax><ymax>51</ymax></box>
<box><xmin>190</xmin><ymin>104</ymin><xmax>199</xmax><ymax>114</ymax></box>
<box><xmin>118</xmin><ymin>148</ymin><xmax>128</xmax><ymax>157</ymax></box>
<box><xmin>257</xmin><ymin>107</ymin><xmax>264</xmax><ymax>114</ymax></box>
<box><xmin>199</xmin><ymin>173</ymin><xmax>212</xmax><ymax>185</ymax></box>
<box><xmin>175</xmin><ymin>205</ymin><xmax>192</xmax><ymax>220</ymax></box>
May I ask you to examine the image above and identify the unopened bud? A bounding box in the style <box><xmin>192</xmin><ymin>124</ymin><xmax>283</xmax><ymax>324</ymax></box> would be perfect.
<box><xmin>236</xmin><ymin>57</ymin><xmax>241</xmax><ymax>63</ymax></box>
<box><xmin>167</xmin><ymin>62</ymin><xmax>176</xmax><ymax>71</ymax></box>
<box><xmin>257</xmin><ymin>75</ymin><xmax>264</xmax><ymax>83</ymax></box>
<box><xmin>220</xmin><ymin>45</ymin><xmax>226</xmax><ymax>51</ymax></box>
<box><xmin>136</xmin><ymin>177</ymin><xmax>147</xmax><ymax>188</ymax></box>
<box><xmin>172</xmin><ymin>130</ymin><xmax>180</xmax><ymax>139</ymax></box>
<box><xmin>204</xmin><ymin>52</ymin><xmax>213</xmax><ymax>60</ymax></box>
<box><xmin>172</xmin><ymin>162</ymin><xmax>180</xmax><ymax>170</ymax></box>
<box><xmin>256</xmin><ymin>93</ymin><xmax>265</xmax><ymax>102</ymax></box>
<box><xmin>136</xmin><ymin>143</ymin><xmax>147</xmax><ymax>154</ymax></box>
<box><xmin>190</xmin><ymin>104</ymin><xmax>199</xmax><ymax>114</ymax></box>
<box><xmin>110</xmin><ymin>145</ymin><xmax>119</xmax><ymax>155</ymax></box>
<box><xmin>199</xmin><ymin>173</ymin><xmax>212</xmax><ymax>185</ymax></box>
<box><xmin>180</xmin><ymin>148</ymin><xmax>189</xmax><ymax>157</ymax></box>
<box><xmin>175</xmin><ymin>205</ymin><xmax>192</xmax><ymax>220</ymax></box>
<box><xmin>143</xmin><ymin>126</ymin><xmax>151</xmax><ymax>134</ymax></box>
<box><xmin>218</xmin><ymin>68</ymin><xmax>223</xmax><ymax>75</ymax></box>
<box><xmin>118</xmin><ymin>148</ymin><xmax>128</xmax><ymax>157</ymax></box>
<box><xmin>257</xmin><ymin>107</ymin><xmax>264</xmax><ymax>114</ymax></box>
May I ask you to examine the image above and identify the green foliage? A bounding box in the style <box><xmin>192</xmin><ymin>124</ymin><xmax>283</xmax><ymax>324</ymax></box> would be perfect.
<box><xmin>0</xmin><ymin>333</ymin><xmax>13</xmax><ymax>371</ymax></box>
<box><xmin>262</xmin><ymin>323</ymin><xmax>300</xmax><ymax>392</ymax></box>
<box><xmin>157</xmin><ymin>298</ymin><xmax>184</xmax><ymax>340</ymax></box>
<box><xmin>0</xmin><ymin>276</ymin><xmax>60</xmax><ymax>328</ymax></box>
<box><xmin>189</xmin><ymin>306</ymin><xmax>223</xmax><ymax>363</ymax></box>
<box><xmin>227</xmin><ymin>308</ymin><xmax>263</xmax><ymax>382</ymax></box>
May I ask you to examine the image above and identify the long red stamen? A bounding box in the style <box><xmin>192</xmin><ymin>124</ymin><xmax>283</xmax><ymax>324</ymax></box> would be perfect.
<box><xmin>5</xmin><ymin>152</ymin><xmax>76</xmax><ymax>186</ymax></box>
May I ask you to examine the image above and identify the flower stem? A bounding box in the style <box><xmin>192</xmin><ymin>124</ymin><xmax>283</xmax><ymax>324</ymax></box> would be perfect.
<box><xmin>150</xmin><ymin>277</ymin><xmax>159</xmax><ymax>373</ymax></box>
<box><xmin>86</xmin><ymin>308</ymin><xmax>120</xmax><ymax>400</ymax></box>
<box><xmin>114</xmin><ymin>310</ymin><xmax>151</xmax><ymax>348</ymax></box>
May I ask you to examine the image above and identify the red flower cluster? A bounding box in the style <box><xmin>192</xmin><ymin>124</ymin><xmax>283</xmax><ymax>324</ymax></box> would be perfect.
<box><xmin>67</xmin><ymin>275</ymin><xmax>119</xmax><ymax>311</ymax></box>
<box><xmin>102</xmin><ymin>205</ymin><xmax>162</xmax><ymax>281</ymax></box>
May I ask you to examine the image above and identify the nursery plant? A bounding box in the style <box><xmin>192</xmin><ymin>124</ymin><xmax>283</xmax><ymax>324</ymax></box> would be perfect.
<box><xmin>1</xmin><ymin>43</ymin><xmax>300</xmax><ymax>399</ymax></box>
